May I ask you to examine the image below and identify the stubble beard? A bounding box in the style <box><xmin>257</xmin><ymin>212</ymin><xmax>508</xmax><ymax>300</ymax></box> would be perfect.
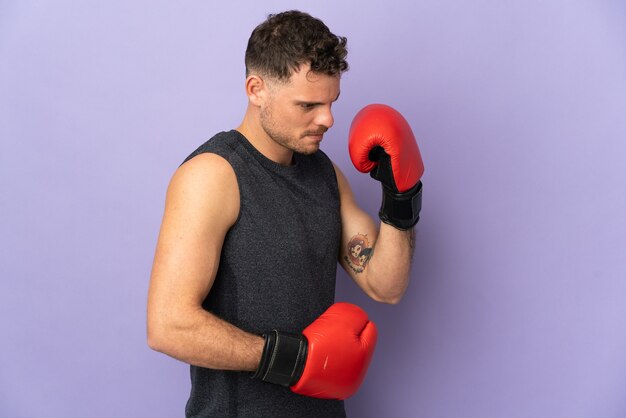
<box><xmin>259</xmin><ymin>105</ymin><xmax>322</xmax><ymax>156</ymax></box>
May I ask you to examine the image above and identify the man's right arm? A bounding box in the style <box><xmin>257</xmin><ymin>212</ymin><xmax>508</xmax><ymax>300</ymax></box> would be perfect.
<box><xmin>146</xmin><ymin>153</ymin><xmax>264</xmax><ymax>372</ymax></box>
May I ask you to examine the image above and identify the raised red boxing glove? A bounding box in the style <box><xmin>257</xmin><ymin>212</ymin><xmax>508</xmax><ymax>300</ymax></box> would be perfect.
<box><xmin>349</xmin><ymin>104</ymin><xmax>424</xmax><ymax>229</ymax></box>
<box><xmin>252</xmin><ymin>302</ymin><xmax>378</xmax><ymax>400</ymax></box>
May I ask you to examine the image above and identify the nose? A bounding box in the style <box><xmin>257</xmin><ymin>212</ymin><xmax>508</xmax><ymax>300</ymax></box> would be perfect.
<box><xmin>315</xmin><ymin>106</ymin><xmax>334</xmax><ymax>130</ymax></box>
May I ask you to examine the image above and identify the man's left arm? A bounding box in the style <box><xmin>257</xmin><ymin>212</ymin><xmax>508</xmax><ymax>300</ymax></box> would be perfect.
<box><xmin>336</xmin><ymin>103</ymin><xmax>424</xmax><ymax>304</ymax></box>
<box><xmin>335</xmin><ymin>165</ymin><xmax>415</xmax><ymax>304</ymax></box>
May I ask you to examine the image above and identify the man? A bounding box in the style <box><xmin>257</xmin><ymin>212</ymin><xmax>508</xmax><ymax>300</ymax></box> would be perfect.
<box><xmin>147</xmin><ymin>10</ymin><xmax>423</xmax><ymax>418</ymax></box>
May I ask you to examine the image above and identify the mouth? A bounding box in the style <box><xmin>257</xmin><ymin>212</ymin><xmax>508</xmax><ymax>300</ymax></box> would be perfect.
<box><xmin>303</xmin><ymin>130</ymin><xmax>327</xmax><ymax>141</ymax></box>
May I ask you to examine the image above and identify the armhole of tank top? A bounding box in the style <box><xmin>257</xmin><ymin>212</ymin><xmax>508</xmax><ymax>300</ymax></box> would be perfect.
<box><xmin>320</xmin><ymin>151</ymin><xmax>341</xmax><ymax>199</ymax></box>
<box><xmin>181</xmin><ymin>150</ymin><xmax>243</xmax><ymax>229</ymax></box>
<box><xmin>215</xmin><ymin>151</ymin><xmax>243</xmax><ymax>229</ymax></box>
<box><xmin>230</xmin><ymin>163</ymin><xmax>243</xmax><ymax>229</ymax></box>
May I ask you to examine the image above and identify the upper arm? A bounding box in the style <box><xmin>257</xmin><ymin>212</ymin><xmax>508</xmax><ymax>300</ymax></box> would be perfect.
<box><xmin>334</xmin><ymin>164</ymin><xmax>378</xmax><ymax>283</ymax></box>
<box><xmin>147</xmin><ymin>153</ymin><xmax>239</xmax><ymax>330</ymax></box>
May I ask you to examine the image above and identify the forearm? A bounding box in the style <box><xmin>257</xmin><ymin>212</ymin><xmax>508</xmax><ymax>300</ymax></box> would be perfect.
<box><xmin>148</xmin><ymin>307</ymin><xmax>264</xmax><ymax>371</ymax></box>
<box><xmin>364</xmin><ymin>223</ymin><xmax>415</xmax><ymax>303</ymax></box>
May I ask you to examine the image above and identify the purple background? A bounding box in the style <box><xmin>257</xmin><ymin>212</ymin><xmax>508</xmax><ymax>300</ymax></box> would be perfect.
<box><xmin>2</xmin><ymin>1</ymin><xmax>626</xmax><ymax>417</ymax></box>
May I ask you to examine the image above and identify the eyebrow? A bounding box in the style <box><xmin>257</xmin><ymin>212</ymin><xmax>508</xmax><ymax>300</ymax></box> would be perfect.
<box><xmin>295</xmin><ymin>91</ymin><xmax>341</xmax><ymax>106</ymax></box>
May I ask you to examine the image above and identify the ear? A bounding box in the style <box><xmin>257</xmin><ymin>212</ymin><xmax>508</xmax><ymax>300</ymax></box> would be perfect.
<box><xmin>245</xmin><ymin>75</ymin><xmax>268</xmax><ymax>107</ymax></box>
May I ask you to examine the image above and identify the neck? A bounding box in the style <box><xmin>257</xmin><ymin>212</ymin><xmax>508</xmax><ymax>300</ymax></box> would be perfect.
<box><xmin>237</xmin><ymin>111</ymin><xmax>294</xmax><ymax>166</ymax></box>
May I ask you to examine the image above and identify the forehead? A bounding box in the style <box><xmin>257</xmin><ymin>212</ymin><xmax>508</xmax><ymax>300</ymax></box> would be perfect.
<box><xmin>274</xmin><ymin>67</ymin><xmax>340</xmax><ymax>99</ymax></box>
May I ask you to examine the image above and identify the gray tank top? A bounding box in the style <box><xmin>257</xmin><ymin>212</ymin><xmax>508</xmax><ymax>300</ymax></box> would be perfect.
<box><xmin>181</xmin><ymin>130</ymin><xmax>346</xmax><ymax>418</ymax></box>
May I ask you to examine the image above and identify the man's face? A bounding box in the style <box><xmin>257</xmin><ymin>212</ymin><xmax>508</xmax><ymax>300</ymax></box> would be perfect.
<box><xmin>259</xmin><ymin>65</ymin><xmax>341</xmax><ymax>155</ymax></box>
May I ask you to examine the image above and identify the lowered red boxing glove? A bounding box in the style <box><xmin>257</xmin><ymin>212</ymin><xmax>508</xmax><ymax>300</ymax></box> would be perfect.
<box><xmin>252</xmin><ymin>302</ymin><xmax>377</xmax><ymax>400</ymax></box>
<box><xmin>349</xmin><ymin>104</ymin><xmax>424</xmax><ymax>229</ymax></box>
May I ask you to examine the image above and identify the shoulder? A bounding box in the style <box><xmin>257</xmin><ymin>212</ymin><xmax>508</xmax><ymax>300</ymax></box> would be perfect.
<box><xmin>175</xmin><ymin>152</ymin><xmax>236</xmax><ymax>189</ymax></box>
<box><xmin>181</xmin><ymin>130</ymin><xmax>241</xmax><ymax>165</ymax></box>
<box><xmin>331</xmin><ymin>162</ymin><xmax>351</xmax><ymax>197</ymax></box>
<box><xmin>167</xmin><ymin>152</ymin><xmax>239</xmax><ymax>227</ymax></box>
<box><xmin>178</xmin><ymin>151</ymin><xmax>234</xmax><ymax>174</ymax></box>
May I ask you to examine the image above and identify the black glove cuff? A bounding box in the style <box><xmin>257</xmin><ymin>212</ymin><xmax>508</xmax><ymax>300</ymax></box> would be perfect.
<box><xmin>379</xmin><ymin>181</ymin><xmax>423</xmax><ymax>230</ymax></box>
<box><xmin>251</xmin><ymin>330</ymin><xmax>308</xmax><ymax>387</ymax></box>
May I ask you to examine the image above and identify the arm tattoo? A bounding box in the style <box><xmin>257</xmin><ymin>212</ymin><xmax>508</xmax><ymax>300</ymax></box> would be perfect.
<box><xmin>344</xmin><ymin>233</ymin><xmax>374</xmax><ymax>274</ymax></box>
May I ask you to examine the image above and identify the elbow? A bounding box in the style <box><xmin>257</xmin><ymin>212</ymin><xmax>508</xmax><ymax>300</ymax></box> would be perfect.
<box><xmin>146</xmin><ymin>321</ymin><xmax>167</xmax><ymax>353</ymax></box>
<box><xmin>146</xmin><ymin>305</ymin><xmax>198</xmax><ymax>354</ymax></box>
<box><xmin>383</xmin><ymin>295</ymin><xmax>403</xmax><ymax>305</ymax></box>
<box><xmin>376</xmin><ymin>295</ymin><xmax>403</xmax><ymax>305</ymax></box>
<box><xmin>147</xmin><ymin>333</ymin><xmax>161</xmax><ymax>353</ymax></box>
<box><xmin>363</xmin><ymin>271</ymin><xmax>409</xmax><ymax>305</ymax></box>
<box><xmin>146</xmin><ymin>311</ymin><xmax>176</xmax><ymax>354</ymax></box>
<box><xmin>369</xmin><ymin>289</ymin><xmax>404</xmax><ymax>305</ymax></box>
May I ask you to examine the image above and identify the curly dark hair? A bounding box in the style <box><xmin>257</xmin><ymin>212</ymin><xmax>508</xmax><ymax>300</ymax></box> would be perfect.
<box><xmin>245</xmin><ymin>10</ymin><xmax>348</xmax><ymax>81</ymax></box>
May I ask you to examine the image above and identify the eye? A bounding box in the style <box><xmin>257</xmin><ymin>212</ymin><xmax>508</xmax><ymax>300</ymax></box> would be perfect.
<box><xmin>300</xmin><ymin>103</ymin><xmax>316</xmax><ymax>111</ymax></box>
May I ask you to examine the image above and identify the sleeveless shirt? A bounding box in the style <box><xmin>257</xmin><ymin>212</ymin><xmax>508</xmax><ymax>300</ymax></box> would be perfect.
<box><xmin>181</xmin><ymin>130</ymin><xmax>346</xmax><ymax>418</ymax></box>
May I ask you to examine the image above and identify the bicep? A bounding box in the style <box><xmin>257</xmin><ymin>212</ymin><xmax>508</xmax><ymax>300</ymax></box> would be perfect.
<box><xmin>333</xmin><ymin>164</ymin><xmax>378</xmax><ymax>279</ymax></box>
<box><xmin>148</xmin><ymin>154</ymin><xmax>239</xmax><ymax>319</ymax></box>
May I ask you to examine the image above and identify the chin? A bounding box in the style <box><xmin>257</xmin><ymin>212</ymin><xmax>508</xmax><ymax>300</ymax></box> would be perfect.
<box><xmin>297</xmin><ymin>144</ymin><xmax>321</xmax><ymax>155</ymax></box>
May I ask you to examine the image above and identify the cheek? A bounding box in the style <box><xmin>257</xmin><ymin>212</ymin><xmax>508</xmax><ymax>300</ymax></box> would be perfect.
<box><xmin>286</xmin><ymin>112</ymin><xmax>311</xmax><ymax>133</ymax></box>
